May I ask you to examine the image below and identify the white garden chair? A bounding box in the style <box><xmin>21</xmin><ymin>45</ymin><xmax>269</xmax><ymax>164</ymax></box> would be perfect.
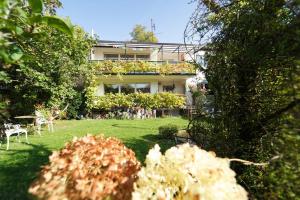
<box><xmin>2</xmin><ymin>123</ymin><xmax>28</xmax><ymax>150</ymax></box>
<box><xmin>35</xmin><ymin>111</ymin><xmax>54</xmax><ymax>135</ymax></box>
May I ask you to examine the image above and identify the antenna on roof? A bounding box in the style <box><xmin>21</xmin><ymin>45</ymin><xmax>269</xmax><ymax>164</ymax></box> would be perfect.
<box><xmin>150</xmin><ymin>19</ymin><xmax>156</xmax><ymax>42</ymax></box>
<box><xmin>151</xmin><ymin>18</ymin><xmax>156</xmax><ymax>33</ymax></box>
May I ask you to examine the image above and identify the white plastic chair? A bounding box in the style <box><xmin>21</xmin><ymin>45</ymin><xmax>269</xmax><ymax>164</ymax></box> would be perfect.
<box><xmin>3</xmin><ymin>123</ymin><xmax>28</xmax><ymax>150</ymax></box>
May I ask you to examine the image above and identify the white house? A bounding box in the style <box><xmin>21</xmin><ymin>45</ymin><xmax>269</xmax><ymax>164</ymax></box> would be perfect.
<box><xmin>90</xmin><ymin>40</ymin><xmax>206</xmax><ymax>106</ymax></box>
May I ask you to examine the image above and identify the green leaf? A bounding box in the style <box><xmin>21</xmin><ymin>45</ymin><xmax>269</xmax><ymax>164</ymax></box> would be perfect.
<box><xmin>42</xmin><ymin>16</ymin><xmax>74</xmax><ymax>37</ymax></box>
<box><xmin>16</xmin><ymin>7</ymin><xmax>27</xmax><ymax>18</ymax></box>
<box><xmin>10</xmin><ymin>46</ymin><xmax>23</xmax><ymax>61</ymax></box>
<box><xmin>0</xmin><ymin>50</ymin><xmax>10</xmax><ymax>63</ymax></box>
<box><xmin>15</xmin><ymin>26</ymin><xmax>24</xmax><ymax>35</ymax></box>
<box><xmin>28</xmin><ymin>0</ymin><xmax>43</xmax><ymax>14</ymax></box>
<box><xmin>0</xmin><ymin>71</ymin><xmax>11</xmax><ymax>83</ymax></box>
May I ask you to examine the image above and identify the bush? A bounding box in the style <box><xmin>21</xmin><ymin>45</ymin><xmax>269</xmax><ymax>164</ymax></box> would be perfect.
<box><xmin>132</xmin><ymin>144</ymin><xmax>248</xmax><ymax>200</ymax></box>
<box><xmin>158</xmin><ymin>124</ymin><xmax>178</xmax><ymax>138</ymax></box>
<box><xmin>29</xmin><ymin>135</ymin><xmax>141</xmax><ymax>200</ymax></box>
<box><xmin>89</xmin><ymin>92</ymin><xmax>185</xmax><ymax>111</ymax></box>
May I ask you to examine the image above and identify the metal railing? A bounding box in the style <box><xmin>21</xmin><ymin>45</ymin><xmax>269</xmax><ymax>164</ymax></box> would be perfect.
<box><xmin>90</xmin><ymin>59</ymin><xmax>190</xmax><ymax>65</ymax></box>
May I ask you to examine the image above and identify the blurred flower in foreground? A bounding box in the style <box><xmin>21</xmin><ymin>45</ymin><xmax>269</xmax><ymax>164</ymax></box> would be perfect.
<box><xmin>132</xmin><ymin>144</ymin><xmax>248</xmax><ymax>200</ymax></box>
<box><xmin>29</xmin><ymin>135</ymin><xmax>140</xmax><ymax>200</ymax></box>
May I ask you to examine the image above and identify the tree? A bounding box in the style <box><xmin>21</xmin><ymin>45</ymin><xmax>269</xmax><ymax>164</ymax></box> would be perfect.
<box><xmin>186</xmin><ymin>0</ymin><xmax>300</xmax><ymax>198</ymax></box>
<box><xmin>130</xmin><ymin>24</ymin><xmax>158</xmax><ymax>43</ymax></box>
<box><xmin>0</xmin><ymin>0</ymin><xmax>95</xmax><ymax>120</ymax></box>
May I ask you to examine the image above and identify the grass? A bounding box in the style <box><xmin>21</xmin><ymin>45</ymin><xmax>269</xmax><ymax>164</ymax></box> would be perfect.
<box><xmin>0</xmin><ymin>117</ymin><xmax>188</xmax><ymax>200</ymax></box>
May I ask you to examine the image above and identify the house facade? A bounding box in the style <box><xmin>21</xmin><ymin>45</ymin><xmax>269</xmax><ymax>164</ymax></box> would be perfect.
<box><xmin>90</xmin><ymin>40</ymin><xmax>205</xmax><ymax>106</ymax></box>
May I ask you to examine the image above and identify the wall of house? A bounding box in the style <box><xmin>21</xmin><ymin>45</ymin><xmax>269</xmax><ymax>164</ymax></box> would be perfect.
<box><xmin>150</xmin><ymin>82</ymin><xmax>158</xmax><ymax>93</ymax></box>
<box><xmin>94</xmin><ymin>75</ymin><xmax>188</xmax><ymax>95</ymax></box>
<box><xmin>93</xmin><ymin>75</ymin><xmax>194</xmax><ymax>106</ymax></box>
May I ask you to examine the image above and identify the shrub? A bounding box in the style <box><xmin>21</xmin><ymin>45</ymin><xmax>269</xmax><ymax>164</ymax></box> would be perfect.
<box><xmin>132</xmin><ymin>144</ymin><xmax>248</xmax><ymax>200</ymax></box>
<box><xmin>89</xmin><ymin>92</ymin><xmax>185</xmax><ymax>111</ymax></box>
<box><xmin>154</xmin><ymin>93</ymin><xmax>185</xmax><ymax>109</ymax></box>
<box><xmin>29</xmin><ymin>135</ymin><xmax>141</xmax><ymax>200</ymax></box>
<box><xmin>158</xmin><ymin>124</ymin><xmax>178</xmax><ymax>138</ymax></box>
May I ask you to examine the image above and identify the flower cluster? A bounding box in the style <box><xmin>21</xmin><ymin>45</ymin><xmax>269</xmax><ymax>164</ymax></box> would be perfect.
<box><xmin>29</xmin><ymin>135</ymin><xmax>140</xmax><ymax>200</ymax></box>
<box><xmin>132</xmin><ymin>144</ymin><xmax>248</xmax><ymax>200</ymax></box>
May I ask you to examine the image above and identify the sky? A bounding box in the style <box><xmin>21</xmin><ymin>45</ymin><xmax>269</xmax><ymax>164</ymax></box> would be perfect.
<box><xmin>57</xmin><ymin>0</ymin><xmax>196</xmax><ymax>43</ymax></box>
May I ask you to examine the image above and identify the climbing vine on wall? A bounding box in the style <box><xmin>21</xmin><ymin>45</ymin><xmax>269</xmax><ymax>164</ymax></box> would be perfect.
<box><xmin>91</xmin><ymin>60</ymin><xmax>196</xmax><ymax>75</ymax></box>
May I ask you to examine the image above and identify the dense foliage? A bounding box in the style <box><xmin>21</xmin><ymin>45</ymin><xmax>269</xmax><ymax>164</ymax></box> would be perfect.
<box><xmin>188</xmin><ymin>0</ymin><xmax>300</xmax><ymax>199</ymax></box>
<box><xmin>91</xmin><ymin>60</ymin><xmax>196</xmax><ymax>75</ymax></box>
<box><xmin>130</xmin><ymin>24</ymin><xmax>158</xmax><ymax>43</ymax></box>
<box><xmin>158</xmin><ymin>124</ymin><xmax>179</xmax><ymax>139</ymax></box>
<box><xmin>0</xmin><ymin>0</ymin><xmax>95</xmax><ymax>121</ymax></box>
<box><xmin>29</xmin><ymin>135</ymin><xmax>141</xmax><ymax>200</ymax></box>
<box><xmin>132</xmin><ymin>144</ymin><xmax>248</xmax><ymax>200</ymax></box>
<box><xmin>87</xmin><ymin>92</ymin><xmax>186</xmax><ymax>111</ymax></box>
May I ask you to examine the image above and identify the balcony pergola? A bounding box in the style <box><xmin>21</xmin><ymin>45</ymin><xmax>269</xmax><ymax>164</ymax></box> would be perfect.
<box><xmin>93</xmin><ymin>40</ymin><xmax>206</xmax><ymax>61</ymax></box>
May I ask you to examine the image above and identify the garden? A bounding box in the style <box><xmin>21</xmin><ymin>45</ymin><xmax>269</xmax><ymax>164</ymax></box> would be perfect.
<box><xmin>1</xmin><ymin>0</ymin><xmax>299</xmax><ymax>200</ymax></box>
<box><xmin>0</xmin><ymin>118</ymin><xmax>188</xmax><ymax>199</ymax></box>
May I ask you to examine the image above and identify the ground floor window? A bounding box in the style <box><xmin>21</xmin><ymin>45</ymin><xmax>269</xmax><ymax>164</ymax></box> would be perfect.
<box><xmin>136</xmin><ymin>83</ymin><xmax>150</xmax><ymax>93</ymax></box>
<box><xmin>104</xmin><ymin>83</ymin><xmax>150</xmax><ymax>94</ymax></box>
<box><xmin>121</xmin><ymin>84</ymin><xmax>135</xmax><ymax>94</ymax></box>
<box><xmin>104</xmin><ymin>84</ymin><xmax>119</xmax><ymax>93</ymax></box>
<box><xmin>163</xmin><ymin>85</ymin><xmax>175</xmax><ymax>92</ymax></box>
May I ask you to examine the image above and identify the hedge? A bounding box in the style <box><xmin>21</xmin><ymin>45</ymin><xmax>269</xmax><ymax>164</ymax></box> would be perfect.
<box><xmin>88</xmin><ymin>92</ymin><xmax>186</xmax><ymax>110</ymax></box>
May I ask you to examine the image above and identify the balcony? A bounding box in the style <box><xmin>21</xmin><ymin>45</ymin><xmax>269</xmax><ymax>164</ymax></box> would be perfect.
<box><xmin>90</xmin><ymin>60</ymin><xmax>197</xmax><ymax>75</ymax></box>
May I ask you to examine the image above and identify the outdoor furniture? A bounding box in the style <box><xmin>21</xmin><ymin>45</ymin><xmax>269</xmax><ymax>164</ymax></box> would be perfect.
<box><xmin>35</xmin><ymin>111</ymin><xmax>54</xmax><ymax>135</ymax></box>
<box><xmin>15</xmin><ymin>115</ymin><xmax>38</xmax><ymax>135</ymax></box>
<box><xmin>2</xmin><ymin>123</ymin><xmax>28</xmax><ymax>150</ymax></box>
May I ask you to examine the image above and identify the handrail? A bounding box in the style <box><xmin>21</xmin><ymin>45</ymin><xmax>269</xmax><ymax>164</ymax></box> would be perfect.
<box><xmin>89</xmin><ymin>59</ymin><xmax>192</xmax><ymax>65</ymax></box>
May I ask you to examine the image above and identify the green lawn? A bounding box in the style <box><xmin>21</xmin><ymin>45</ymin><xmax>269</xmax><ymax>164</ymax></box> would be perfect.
<box><xmin>0</xmin><ymin>117</ymin><xmax>188</xmax><ymax>200</ymax></box>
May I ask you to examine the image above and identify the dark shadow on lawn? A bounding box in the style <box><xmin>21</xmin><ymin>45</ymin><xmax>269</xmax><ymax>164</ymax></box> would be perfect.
<box><xmin>0</xmin><ymin>133</ymin><xmax>176</xmax><ymax>199</ymax></box>
<box><xmin>111</xmin><ymin>123</ymin><xmax>152</xmax><ymax>130</ymax></box>
<box><xmin>124</xmin><ymin>134</ymin><xmax>176</xmax><ymax>163</ymax></box>
<box><xmin>0</xmin><ymin>143</ymin><xmax>51</xmax><ymax>200</ymax></box>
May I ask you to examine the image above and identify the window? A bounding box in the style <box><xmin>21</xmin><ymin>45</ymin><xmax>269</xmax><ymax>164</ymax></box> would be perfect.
<box><xmin>120</xmin><ymin>54</ymin><xmax>134</xmax><ymax>60</ymax></box>
<box><xmin>104</xmin><ymin>84</ymin><xmax>119</xmax><ymax>94</ymax></box>
<box><xmin>196</xmin><ymin>55</ymin><xmax>207</xmax><ymax>69</ymax></box>
<box><xmin>104</xmin><ymin>83</ymin><xmax>151</xmax><ymax>94</ymax></box>
<box><xmin>121</xmin><ymin>84</ymin><xmax>135</xmax><ymax>94</ymax></box>
<box><xmin>104</xmin><ymin>54</ymin><xmax>119</xmax><ymax>60</ymax></box>
<box><xmin>136</xmin><ymin>55</ymin><xmax>150</xmax><ymax>61</ymax></box>
<box><xmin>163</xmin><ymin>85</ymin><xmax>175</xmax><ymax>92</ymax></box>
<box><xmin>136</xmin><ymin>83</ymin><xmax>150</xmax><ymax>93</ymax></box>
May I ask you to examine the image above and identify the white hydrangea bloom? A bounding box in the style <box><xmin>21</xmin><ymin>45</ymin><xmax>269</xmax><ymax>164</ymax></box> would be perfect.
<box><xmin>132</xmin><ymin>144</ymin><xmax>248</xmax><ymax>200</ymax></box>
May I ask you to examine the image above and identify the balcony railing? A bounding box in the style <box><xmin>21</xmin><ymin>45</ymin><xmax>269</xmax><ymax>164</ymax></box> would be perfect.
<box><xmin>91</xmin><ymin>59</ymin><xmax>186</xmax><ymax>64</ymax></box>
<box><xmin>90</xmin><ymin>60</ymin><xmax>197</xmax><ymax>75</ymax></box>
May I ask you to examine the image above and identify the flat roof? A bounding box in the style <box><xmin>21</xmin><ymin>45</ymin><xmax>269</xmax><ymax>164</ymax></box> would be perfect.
<box><xmin>94</xmin><ymin>40</ymin><xmax>207</xmax><ymax>53</ymax></box>
<box><xmin>97</xmin><ymin>72</ymin><xmax>196</xmax><ymax>76</ymax></box>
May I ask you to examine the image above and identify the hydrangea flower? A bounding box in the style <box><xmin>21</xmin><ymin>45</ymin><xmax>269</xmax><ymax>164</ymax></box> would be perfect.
<box><xmin>132</xmin><ymin>144</ymin><xmax>248</xmax><ymax>200</ymax></box>
<box><xmin>29</xmin><ymin>135</ymin><xmax>140</xmax><ymax>200</ymax></box>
